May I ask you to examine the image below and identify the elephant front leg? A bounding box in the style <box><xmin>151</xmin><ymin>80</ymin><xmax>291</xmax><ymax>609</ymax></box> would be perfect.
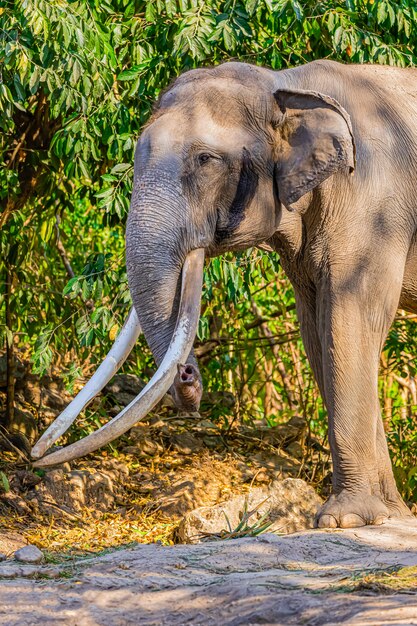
<box><xmin>375</xmin><ymin>416</ymin><xmax>412</xmax><ymax>518</ymax></box>
<box><xmin>315</xmin><ymin>279</ymin><xmax>410</xmax><ymax>528</ymax></box>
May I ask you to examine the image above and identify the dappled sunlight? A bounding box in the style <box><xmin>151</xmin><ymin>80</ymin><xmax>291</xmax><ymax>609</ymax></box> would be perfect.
<box><xmin>2</xmin><ymin>524</ymin><xmax>417</xmax><ymax>624</ymax></box>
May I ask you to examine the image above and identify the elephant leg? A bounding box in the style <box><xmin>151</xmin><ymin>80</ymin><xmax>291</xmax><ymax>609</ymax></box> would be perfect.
<box><xmin>376</xmin><ymin>416</ymin><xmax>412</xmax><ymax>517</ymax></box>
<box><xmin>294</xmin><ymin>285</ymin><xmax>326</xmax><ymax>400</ymax></box>
<box><xmin>295</xmin><ymin>283</ymin><xmax>410</xmax><ymax>523</ymax></box>
<box><xmin>313</xmin><ymin>253</ymin><xmax>411</xmax><ymax>528</ymax></box>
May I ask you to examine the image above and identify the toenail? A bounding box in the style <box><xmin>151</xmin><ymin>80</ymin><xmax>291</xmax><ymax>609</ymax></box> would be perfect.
<box><xmin>340</xmin><ymin>513</ymin><xmax>365</xmax><ymax>528</ymax></box>
<box><xmin>317</xmin><ymin>514</ymin><xmax>338</xmax><ymax>529</ymax></box>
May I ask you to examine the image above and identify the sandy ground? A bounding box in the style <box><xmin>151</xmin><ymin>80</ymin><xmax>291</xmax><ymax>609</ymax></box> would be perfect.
<box><xmin>1</xmin><ymin>518</ymin><xmax>417</xmax><ymax>625</ymax></box>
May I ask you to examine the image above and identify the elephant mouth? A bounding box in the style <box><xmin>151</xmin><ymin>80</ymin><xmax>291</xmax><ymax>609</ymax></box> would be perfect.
<box><xmin>31</xmin><ymin>248</ymin><xmax>205</xmax><ymax>467</ymax></box>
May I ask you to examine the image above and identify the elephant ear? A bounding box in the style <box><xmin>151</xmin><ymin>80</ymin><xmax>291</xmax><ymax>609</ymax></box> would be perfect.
<box><xmin>273</xmin><ymin>89</ymin><xmax>356</xmax><ymax>208</ymax></box>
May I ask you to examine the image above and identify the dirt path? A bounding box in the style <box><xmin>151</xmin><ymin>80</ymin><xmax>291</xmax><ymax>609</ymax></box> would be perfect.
<box><xmin>1</xmin><ymin>519</ymin><xmax>417</xmax><ymax>625</ymax></box>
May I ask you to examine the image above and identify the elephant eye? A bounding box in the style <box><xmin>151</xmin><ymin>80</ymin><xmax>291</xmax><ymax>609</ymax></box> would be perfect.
<box><xmin>198</xmin><ymin>153</ymin><xmax>212</xmax><ymax>165</ymax></box>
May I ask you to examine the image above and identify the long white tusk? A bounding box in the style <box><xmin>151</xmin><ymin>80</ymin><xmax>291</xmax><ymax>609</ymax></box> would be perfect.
<box><xmin>32</xmin><ymin>248</ymin><xmax>205</xmax><ymax>468</ymax></box>
<box><xmin>31</xmin><ymin>308</ymin><xmax>142</xmax><ymax>460</ymax></box>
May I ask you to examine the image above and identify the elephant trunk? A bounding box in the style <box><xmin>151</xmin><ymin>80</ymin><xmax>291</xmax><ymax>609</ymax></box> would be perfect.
<box><xmin>126</xmin><ymin>171</ymin><xmax>203</xmax><ymax>411</ymax></box>
<box><xmin>33</xmin><ymin>248</ymin><xmax>205</xmax><ymax>467</ymax></box>
<box><xmin>31</xmin><ymin>169</ymin><xmax>206</xmax><ymax>467</ymax></box>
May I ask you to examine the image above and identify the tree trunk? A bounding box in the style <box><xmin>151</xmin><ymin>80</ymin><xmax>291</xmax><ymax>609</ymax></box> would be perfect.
<box><xmin>4</xmin><ymin>267</ymin><xmax>15</xmax><ymax>430</ymax></box>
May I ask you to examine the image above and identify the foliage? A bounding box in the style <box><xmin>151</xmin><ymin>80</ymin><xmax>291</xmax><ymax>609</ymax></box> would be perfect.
<box><xmin>0</xmin><ymin>0</ymin><xmax>416</xmax><ymax>498</ymax></box>
<box><xmin>198</xmin><ymin>496</ymin><xmax>273</xmax><ymax>541</ymax></box>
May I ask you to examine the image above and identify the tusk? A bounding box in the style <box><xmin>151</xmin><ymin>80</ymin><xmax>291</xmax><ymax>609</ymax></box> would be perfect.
<box><xmin>31</xmin><ymin>308</ymin><xmax>142</xmax><ymax>460</ymax></box>
<box><xmin>32</xmin><ymin>248</ymin><xmax>205</xmax><ymax>468</ymax></box>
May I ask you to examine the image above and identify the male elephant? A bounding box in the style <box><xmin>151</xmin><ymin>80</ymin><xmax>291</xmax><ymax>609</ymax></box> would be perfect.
<box><xmin>32</xmin><ymin>60</ymin><xmax>417</xmax><ymax>529</ymax></box>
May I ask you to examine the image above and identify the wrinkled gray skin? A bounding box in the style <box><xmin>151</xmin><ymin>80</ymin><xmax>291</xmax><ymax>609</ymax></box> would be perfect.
<box><xmin>126</xmin><ymin>60</ymin><xmax>417</xmax><ymax>528</ymax></box>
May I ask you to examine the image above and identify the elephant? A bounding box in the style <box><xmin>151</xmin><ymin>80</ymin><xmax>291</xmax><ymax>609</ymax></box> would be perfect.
<box><xmin>31</xmin><ymin>59</ymin><xmax>417</xmax><ymax>529</ymax></box>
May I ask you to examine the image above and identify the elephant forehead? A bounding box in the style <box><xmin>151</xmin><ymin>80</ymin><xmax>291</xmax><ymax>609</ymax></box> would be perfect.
<box><xmin>145</xmin><ymin>113</ymin><xmax>185</xmax><ymax>152</ymax></box>
<box><xmin>147</xmin><ymin>107</ymin><xmax>255</xmax><ymax>155</ymax></box>
<box><xmin>192</xmin><ymin>108</ymin><xmax>254</xmax><ymax>149</ymax></box>
<box><xmin>158</xmin><ymin>77</ymin><xmax>274</xmax><ymax>130</ymax></box>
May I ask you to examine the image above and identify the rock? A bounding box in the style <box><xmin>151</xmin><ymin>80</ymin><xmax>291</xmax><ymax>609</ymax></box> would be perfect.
<box><xmin>140</xmin><ymin>438</ymin><xmax>163</xmax><ymax>457</ymax></box>
<box><xmin>108</xmin><ymin>404</ymin><xmax>123</xmax><ymax>417</ymax></box>
<box><xmin>248</xmin><ymin>416</ymin><xmax>307</xmax><ymax>449</ymax></box>
<box><xmin>1</xmin><ymin>492</ymin><xmax>32</xmax><ymax>515</ymax></box>
<box><xmin>236</xmin><ymin>461</ymin><xmax>254</xmax><ymax>482</ymax></box>
<box><xmin>253</xmin><ymin>470</ymin><xmax>270</xmax><ymax>484</ymax></box>
<box><xmin>160</xmin><ymin>394</ymin><xmax>175</xmax><ymax>408</ymax></box>
<box><xmin>129</xmin><ymin>424</ymin><xmax>150</xmax><ymax>442</ymax></box>
<box><xmin>32</xmin><ymin>465</ymin><xmax>128</xmax><ymax>518</ymax></box>
<box><xmin>7</xmin><ymin>408</ymin><xmax>38</xmax><ymax>443</ymax></box>
<box><xmin>39</xmin><ymin>409</ymin><xmax>60</xmax><ymax>425</ymax></box>
<box><xmin>285</xmin><ymin>441</ymin><xmax>304</xmax><ymax>459</ymax></box>
<box><xmin>14</xmin><ymin>545</ymin><xmax>43</xmax><ymax>564</ymax></box>
<box><xmin>148</xmin><ymin>417</ymin><xmax>165</xmax><ymax>428</ymax></box>
<box><xmin>105</xmin><ymin>373</ymin><xmax>163</xmax><ymax>408</ymax></box>
<box><xmin>196</xmin><ymin>419</ymin><xmax>218</xmax><ymax>430</ymax></box>
<box><xmin>122</xmin><ymin>446</ymin><xmax>138</xmax><ymax>455</ymax></box>
<box><xmin>0</xmin><ymin>565</ymin><xmax>19</xmax><ymax>579</ymax></box>
<box><xmin>203</xmin><ymin>435</ymin><xmax>223</xmax><ymax>449</ymax></box>
<box><xmin>41</xmin><ymin>386</ymin><xmax>71</xmax><ymax>411</ymax></box>
<box><xmin>177</xmin><ymin>478</ymin><xmax>322</xmax><ymax>543</ymax></box>
<box><xmin>123</xmin><ymin>438</ymin><xmax>163</xmax><ymax>458</ymax></box>
<box><xmin>11</xmin><ymin>470</ymin><xmax>42</xmax><ymax>491</ymax></box>
<box><xmin>0</xmin><ymin>354</ymin><xmax>27</xmax><ymax>387</ymax></box>
<box><xmin>250</xmin><ymin>451</ymin><xmax>300</xmax><ymax>476</ymax></box>
<box><xmin>171</xmin><ymin>433</ymin><xmax>203</xmax><ymax>455</ymax></box>
<box><xmin>21</xmin><ymin>377</ymin><xmax>41</xmax><ymax>407</ymax></box>
<box><xmin>127</xmin><ymin>424</ymin><xmax>164</xmax><ymax>456</ymax></box>
<box><xmin>104</xmin><ymin>373</ymin><xmax>145</xmax><ymax>397</ymax></box>
<box><xmin>109</xmin><ymin>391</ymin><xmax>137</xmax><ymax>407</ymax></box>
<box><xmin>0</xmin><ymin>532</ymin><xmax>27</xmax><ymax>556</ymax></box>
<box><xmin>0</xmin><ymin>554</ymin><xmax>6</xmax><ymax>562</ymax></box>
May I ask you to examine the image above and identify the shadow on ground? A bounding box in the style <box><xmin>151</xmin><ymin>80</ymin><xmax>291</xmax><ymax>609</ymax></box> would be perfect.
<box><xmin>1</xmin><ymin>519</ymin><xmax>417</xmax><ymax>625</ymax></box>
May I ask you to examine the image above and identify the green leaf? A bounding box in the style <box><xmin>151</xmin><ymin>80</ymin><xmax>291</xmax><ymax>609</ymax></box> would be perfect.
<box><xmin>75</xmin><ymin>28</ymin><xmax>85</xmax><ymax>47</ymax></box>
<box><xmin>82</xmin><ymin>327</ymin><xmax>95</xmax><ymax>347</ymax></box>
<box><xmin>63</xmin><ymin>277</ymin><xmax>79</xmax><ymax>295</ymax></box>
<box><xmin>165</xmin><ymin>0</ymin><xmax>176</xmax><ymax>17</ymax></box>
<box><xmin>110</xmin><ymin>163</ymin><xmax>131</xmax><ymax>174</ymax></box>
<box><xmin>40</xmin><ymin>218</ymin><xmax>54</xmax><ymax>242</ymax></box>
<box><xmin>146</xmin><ymin>1</ymin><xmax>156</xmax><ymax>21</ymax></box>
<box><xmin>377</xmin><ymin>2</ymin><xmax>388</xmax><ymax>25</ymax></box>
<box><xmin>245</xmin><ymin>0</ymin><xmax>258</xmax><ymax>16</ymax></box>
<box><xmin>5</xmin><ymin>327</ymin><xmax>13</xmax><ymax>348</ymax></box>
<box><xmin>333</xmin><ymin>25</ymin><xmax>343</xmax><ymax>47</ymax></box>
<box><xmin>29</xmin><ymin>68</ymin><xmax>40</xmax><ymax>94</ymax></box>
<box><xmin>70</xmin><ymin>59</ymin><xmax>82</xmax><ymax>86</ymax></box>
<box><xmin>0</xmin><ymin>472</ymin><xmax>10</xmax><ymax>494</ymax></box>
<box><xmin>386</xmin><ymin>3</ymin><xmax>395</xmax><ymax>27</ymax></box>
<box><xmin>118</xmin><ymin>65</ymin><xmax>146</xmax><ymax>81</ymax></box>
<box><xmin>95</xmin><ymin>187</ymin><xmax>114</xmax><ymax>199</ymax></box>
<box><xmin>290</xmin><ymin>0</ymin><xmax>303</xmax><ymax>20</ymax></box>
<box><xmin>82</xmin><ymin>279</ymin><xmax>91</xmax><ymax>300</ymax></box>
<box><xmin>13</xmin><ymin>74</ymin><xmax>26</xmax><ymax>101</ymax></box>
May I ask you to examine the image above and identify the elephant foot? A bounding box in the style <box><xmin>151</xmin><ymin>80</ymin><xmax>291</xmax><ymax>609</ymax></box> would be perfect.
<box><xmin>171</xmin><ymin>363</ymin><xmax>202</xmax><ymax>411</ymax></box>
<box><xmin>384</xmin><ymin>494</ymin><xmax>413</xmax><ymax>518</ymax></box>
<box><xmin>315</xmin><ymin>491</ymin><xmax>390</xmax><ymax>529</ymax></box>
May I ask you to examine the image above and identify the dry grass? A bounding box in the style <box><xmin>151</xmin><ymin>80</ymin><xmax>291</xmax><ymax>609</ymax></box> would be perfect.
<box><xmin>0</xmin><ymin>446</ymin><xmax>250</xmax><ymax>556</ymax></box>
<box><xmin>341</xmin><ymin>566</ymin><xmax>417</xmax><ymax>595</ymax></box>
<box><xmin>0</xmin><ymin>411</ymin><xmax>311</xmax><ymax>558</ymax></box>
<box><xmin>358</xmin><ymin>566</ymin><xmax>417</xmax><ymax>593</ymax></box>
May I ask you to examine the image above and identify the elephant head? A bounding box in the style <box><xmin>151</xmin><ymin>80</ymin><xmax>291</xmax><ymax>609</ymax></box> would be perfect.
<box><xmin>32</xmin><ymin>63</ymin><xmax>355</xmax><ymax>467</ymax></box>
